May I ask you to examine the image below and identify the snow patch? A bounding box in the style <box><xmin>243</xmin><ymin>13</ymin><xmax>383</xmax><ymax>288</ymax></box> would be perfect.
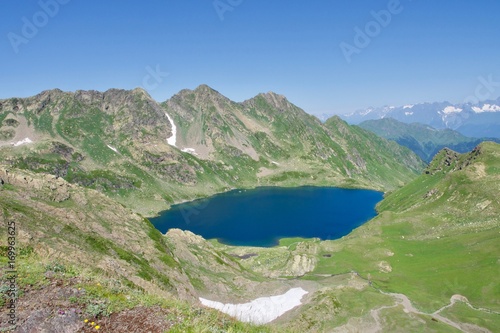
<box><xmin>403</xmin><ymin>104</ymin><xmax>414</xmax><ymax>109</ymax></box>
<box><xmin>13</xmin><ymin>138</ymin><xmax>33</xmax><ymax>147</ymax></box>
<box><xmin>107</xmin><ymin>145</ymin><xmax>118</xmax><ymax>153</ymax></box>
<box><xmin>181</xmin><ymin>148</ymin><xmax>198</xmax><ymax>155</ymax></box>
<box><xmin>165</xmin><ymin>113</ymin><xmax>177</xmax><ymax>146</ymax></box>
<box><xmin>442</xmin><ymin>106</ymin><xmax>463</xmax><ymax>114</ymax></box>
<box><xmin>199</xmin><ymin>288</ymin><xmax>308</xmax><ymax>325</ymax></box>
<box><xmin>405</xmin><ymin>111</ymin><xmax>413</xmax><ymax>116</ymax></box>
<box><xmin>271</xmin><ymin>161</ymin><xmax>280</xmax><ymax>165</ymax></box>
<box><xmin>472</xmin><ymin>104</ymin><xmax>500</xmax><ymax>113</ymax></box>
<box><xmin>360</xmin><ymin>108</ymin><xmax>374</xmax><ymax>116</ymax></box>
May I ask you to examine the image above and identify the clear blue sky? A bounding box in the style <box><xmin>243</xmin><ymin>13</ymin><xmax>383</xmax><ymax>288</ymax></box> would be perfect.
<box><xmin>1</xmin><ymin>0</ymin><xmax>499</xmax><ymax>115</ymax></box>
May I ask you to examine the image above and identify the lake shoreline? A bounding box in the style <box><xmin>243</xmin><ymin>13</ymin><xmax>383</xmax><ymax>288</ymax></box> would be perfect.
<box><xmin>150</xmin><ymin>186</ymin><xmax>383</xmax><ymax>247</ymax></box>
<box><xmin>144</xmin><ymin>180</ymin><xmax>387</xmax><ymax>218</ymax></box>
<box><xmin>147</xmin><ymin>184</ymin><xmax>385</xmax><ymax>218</ymax></box>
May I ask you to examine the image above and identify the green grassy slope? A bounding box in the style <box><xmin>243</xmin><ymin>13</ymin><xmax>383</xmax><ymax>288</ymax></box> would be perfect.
<box><xmin>325</xmin><ymin>116</ymin><xmax>425</xmax><ymax>188</ymax></box>
<box><xmin>313</xmin><ymin>142</ymin><xmax>500</xmax><ymax>314</ymax></box>
<box><xmin>0</xmin><ymin>166</ymin><xmax>284</xmax><ymax>332</ymax></box>
<box><xmin>164</xmin><ymin>85</ymin><xmax>425</xmax><ymax>191</ymax></box>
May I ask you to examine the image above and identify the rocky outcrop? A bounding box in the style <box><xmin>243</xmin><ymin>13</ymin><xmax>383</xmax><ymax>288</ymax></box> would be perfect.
<box><xmin>425</xmin><ymin>144</ymin><xmax>485</xmax><ymax>175</ymax></box>
<box><xmin>0</xmin><ymin>166</ymin><xmax>200</xmax><ymax>303</ymax></box>
<box><xmin>424</xmin><ymin>148</ymin><xmax>460</xmax><ymax>175</ymax></box>
<box><xmin>0</xmin><ymin>166</ymin><xmax>71</xmax><ymax>202</ymax></box>
<box><xmin>50</xmin><ymin>141</ymin><xmax>84</xmax><ymax>162</ymax></box>
<box><xmin>287</xmin><ymin>254</ymin><xmax>316</xmax><ymax>276</ymax></box>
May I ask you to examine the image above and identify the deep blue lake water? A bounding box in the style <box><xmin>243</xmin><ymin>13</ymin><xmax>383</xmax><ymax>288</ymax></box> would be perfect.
<box><xmin>150</xmin><ymin>187</ymin><xmax>383</xmax><ymax>247</ymax></box>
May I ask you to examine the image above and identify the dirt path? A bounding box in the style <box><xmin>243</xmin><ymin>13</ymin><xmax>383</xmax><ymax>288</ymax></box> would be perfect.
<box><xmin>376</xmin><ymin>291</ymin><xmax>465</xmax><ymax>332</ymax></box>
<box><xmin>433</xmin><ymin>294</ymin><xmax>500</xmax><ymax>316</ymax></box>
<box><xmin>310</xmin><ymin>271</ymin><xmax>496</xmax><ymax>333</ymax></box>
<box><xmin>351</xmin><ymin>270</ymin><xmax>496</xmax><ymax>333</ymax></box>
<box><xmin>372</xmin><ymin>291</ymin><xmax>497</xmax><ymax>333</ymax></box>
<box><xmin>368</xmin><ymin>303</ymin><xmax>399</xmax><ymax>333</ymax></box>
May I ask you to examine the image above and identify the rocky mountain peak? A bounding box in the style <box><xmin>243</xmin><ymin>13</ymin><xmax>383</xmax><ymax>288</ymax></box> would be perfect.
<box><xmin>257</xmin><ymin>91</ymin><xmax>289</xmax><ymax>108</ymax></box>
<box><xmin>132</xmin><ymin>86</ymin><xmax>149</xmax><ymax>95</ymax></box>
<box><xmin>194</xmin><ymin>84</ymin><xmax>217</xmax><ymax>93</ymax></box>
<box><xmin>34</xmin><ymin>88</ymin><xmax>65</xmax><ymax>99</ymax></box>
<box><xmin>167</xmin><ymin>84</ymin><xmax>233</xmax><ymax>112</ymax></box>
<box><xmin>192</xmin><ymin>84</ymin><xmax>229</xmax><ymax>102</ymax></box>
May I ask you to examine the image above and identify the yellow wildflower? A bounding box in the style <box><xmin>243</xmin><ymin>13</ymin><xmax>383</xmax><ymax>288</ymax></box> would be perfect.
<box><xmin>95</xmin><ymin>326</ymin><xmax>100</xmax><ymax>330</ymax></box>
<box><xmin>91</xmin><ymin>321</ymin><xmax>95</xmax><ymax>326</ymax></box>
<box><xmin>84</xmin><ymin>319</ymin><xmax>89</xmax><ymax>323</ymax></box>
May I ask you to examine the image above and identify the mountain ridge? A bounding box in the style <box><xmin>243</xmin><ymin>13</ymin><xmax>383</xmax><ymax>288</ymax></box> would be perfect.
<box><xmin>0</xmin><ymin>84</ymin><xmax>425</xmax><ymax>215</ymax></box>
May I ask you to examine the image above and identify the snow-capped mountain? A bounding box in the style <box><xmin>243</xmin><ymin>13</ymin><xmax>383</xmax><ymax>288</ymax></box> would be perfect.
<box><xmin>341</xmin><ymin>97</ymin><xmax>500</xmax><ymax>138</ymax></box>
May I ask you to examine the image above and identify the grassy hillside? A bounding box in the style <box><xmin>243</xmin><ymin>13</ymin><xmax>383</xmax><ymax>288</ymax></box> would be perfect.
<box><xmin>324</xmin><ymin>116</ymin><xmax>424</xmax><ymax>188</ymax></box>
<box><xmin>0</xmin><ymin>166</ymin><xmax>285</xmax><ymax>332</ymax></box>
<box><xmin>164</xmin><ymin>85</ymin><xmax>425</xmax><ymax>192</ymax></box>
<box><xmin>291</xmin><ymin>142</ymin><xmax>500</xmax><ymax>331</ymax></box>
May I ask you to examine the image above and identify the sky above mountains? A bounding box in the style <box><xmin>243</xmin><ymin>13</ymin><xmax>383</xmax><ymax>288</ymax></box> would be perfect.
<box><xmin>1</xmin><ymin>0</ymin><xmax>499</xmax><ymax>116</ymax></box>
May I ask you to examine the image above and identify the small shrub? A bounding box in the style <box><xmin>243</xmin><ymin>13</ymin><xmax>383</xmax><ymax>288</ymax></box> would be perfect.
<box><xmin>0</xmin><ymin>285</ymin><xmax>11</xmax><ymax>307</ymax></box>
<box><xmin>45</xmin><ymin>262</ymin><xmax>66</xmax><ymax>273</ymax></box>
<box><xmin>85</xmin><ymin>301</ymin><xmax>109</xmax><ymax>318</ymax></box>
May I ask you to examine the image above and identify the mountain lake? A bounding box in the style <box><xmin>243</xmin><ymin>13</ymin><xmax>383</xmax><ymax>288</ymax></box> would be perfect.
<box><xmin>150</xmin><ymin>186</ymin><xmax>383</xmax><ymax>247</ymax></box>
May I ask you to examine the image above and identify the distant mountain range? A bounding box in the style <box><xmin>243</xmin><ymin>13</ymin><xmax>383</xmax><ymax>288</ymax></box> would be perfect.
<box><xmin>358</xmin><ymin>118</ymin><xmax>500</xmax><ymax>163</ymax></box>
<box><xmin>341</xmin><ymin>97</ymin><xmax>500</xmax><ymax>138</ymax></box>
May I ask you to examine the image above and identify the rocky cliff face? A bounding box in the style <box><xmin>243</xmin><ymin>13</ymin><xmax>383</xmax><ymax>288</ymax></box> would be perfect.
<box><xmin>0</xmin><ymin>88</ymin><xmax>200</xmax><ymax>215</ymax></box>
<box><xmin>0</xmin><ymin>167</ymin><xmax>71</xmax><ymax>202</ymax></box>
